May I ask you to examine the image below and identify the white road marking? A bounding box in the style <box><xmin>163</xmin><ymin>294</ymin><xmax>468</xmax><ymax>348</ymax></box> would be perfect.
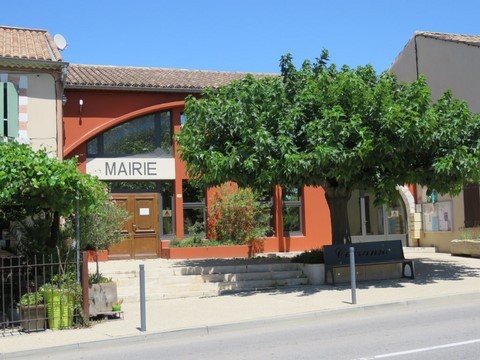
<box><xmin>356</xmin><ymin>338</ymin><xmax>480</xmax><ymax>359</ymax></box>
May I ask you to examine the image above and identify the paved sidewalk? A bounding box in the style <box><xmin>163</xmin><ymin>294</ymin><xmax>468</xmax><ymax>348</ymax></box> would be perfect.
<box><xmin>1</xmin><ymin>252</ymin><xmax>480</xmax><ymax>358</ymax></box>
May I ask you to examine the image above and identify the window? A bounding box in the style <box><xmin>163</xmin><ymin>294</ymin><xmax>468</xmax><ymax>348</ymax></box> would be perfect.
<box><xmin>0</xmin><ymin>82</ymin><xmax>19</xmax><ymax>138</ymax></box>
<box><xmin>182</xmin><ymin>180</ymin><xmax>206</xmax><ymax>235</ymax></box>
<box><xmin>282</xmin><ymin>187</ymin><xmax>303</xmax><ymax>235</ymax></box>
<box><xmin>87</xmin><ymin>111</ymin><xmax>172</xmax><ymax>157</ymax></box>
<box><xmin>259</xmin><ymin>190</ymin><xmax>275</xmax><ymax>237</ymax></box>
<box><xmin>161</xmin><ymin>181</ymin><xmax>174</xmax><ymax>237</ymax></box>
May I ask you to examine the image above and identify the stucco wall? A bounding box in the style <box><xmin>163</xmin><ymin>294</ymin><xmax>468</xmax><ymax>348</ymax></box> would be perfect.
<box><xmin>389</xmin><ymin>37</ymin><xmax>418</xmax><ymax>84</ymax></box>
<box><xmin>390</xmin><ymin>34</ymin><xmax>480</xmax><ymax>252</ymax></box>
<box><xmin>415</xmin><ymin>36</ymin><xmax>480</xmax><ymax>112</ymax></box>
<box><xmin>27</xmin><ymin>73</ymin><xmax>58</xmax><ymax>153</ymax></box>
<box><xmin>416</xmin><ymin>186</ymin><xmax>465</xmax><ymax>252</ymax></box>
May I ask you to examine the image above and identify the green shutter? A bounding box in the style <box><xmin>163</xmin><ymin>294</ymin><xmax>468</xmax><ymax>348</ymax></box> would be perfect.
<box><xmin>6</xmin><ymin>82</ymin><xmax>19</xmax><ymax>138</ymax></box>
<box><xmin>0</xmin><ymin>82</ymin><xmax>4</xmax><ymax>137</ymax></box>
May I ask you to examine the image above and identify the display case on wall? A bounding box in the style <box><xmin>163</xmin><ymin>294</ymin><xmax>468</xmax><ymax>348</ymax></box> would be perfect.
<box><xmin>422</xmin><ymin>201</ymin><xmax>453</xmax><ymax>232</ymax></box>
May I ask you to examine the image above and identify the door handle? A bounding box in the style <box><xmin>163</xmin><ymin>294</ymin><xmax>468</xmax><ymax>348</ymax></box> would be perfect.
<box><xmin>132</xmin><ymin>224</ymin><xmax>137</xmax><ymax>232</ymax></box>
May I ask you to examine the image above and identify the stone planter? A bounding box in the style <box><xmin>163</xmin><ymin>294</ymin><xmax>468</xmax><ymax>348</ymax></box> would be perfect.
<box><xmin>89</xmin><ymin>282</ymin><xmax>118</xmax><ymax>316</ymax></box>
<box><xmin>451</xmin><ymin>239</ymin><xmax>480</xmax><ymax>257</ymax></box>
<box><xmin>300</xmin><ymin>264</ymin><xmax>325</xmax><ymax>285</ymax></box>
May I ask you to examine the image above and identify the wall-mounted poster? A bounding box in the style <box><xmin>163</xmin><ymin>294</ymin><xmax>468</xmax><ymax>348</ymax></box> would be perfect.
<box><xmin>422</xmin><ymin>201</ymin><xmax>452</xmax><ymax>232</ymax></box>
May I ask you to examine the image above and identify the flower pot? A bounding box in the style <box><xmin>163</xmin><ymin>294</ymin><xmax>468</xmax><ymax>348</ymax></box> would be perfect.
<box><xmin>86</xmin><ymin>250</ymin><xmax>109</xmax><ymax>262</ymax></box>
<box><xmin>89</xmin><ymin>282</ymin><xmax>118</xmax><ymax>316</ymax></box>
<box><xmin>44</xmin><ymin>290</ymin><xmax>74</xmax><ymax>329</ymax></box>
<box><xmin>19</xmin><ymin>304</ymin><xmax>46</xmax><ymax>332</ymax></box>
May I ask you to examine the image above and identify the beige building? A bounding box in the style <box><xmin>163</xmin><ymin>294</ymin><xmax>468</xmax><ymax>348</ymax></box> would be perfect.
<box><xmin>0</xmin><ymin>25</ymin><xmax>68</xmax><ymax>158</ymax></box>
<box><xmin>390</xmin><ymin>31</ymin><xmax>480</xmax><ymax>252</ymax></box>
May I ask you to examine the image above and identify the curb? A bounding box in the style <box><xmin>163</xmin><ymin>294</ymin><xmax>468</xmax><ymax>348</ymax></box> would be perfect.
<box><xmin>2</xmin><ymin>291</ymin><xmax>480</xmax><ymax>359</ymax></box>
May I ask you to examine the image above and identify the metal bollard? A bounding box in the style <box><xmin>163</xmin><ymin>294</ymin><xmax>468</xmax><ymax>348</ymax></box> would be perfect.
<box><xmin>349</xmin><ymin>247</ymin><xmax>357</xmax><ymax>304</ymax></box>
<box><xmin>140</xmin><ymin>264</ymin><xmax>146</xmax><ymax>331</ymax></box>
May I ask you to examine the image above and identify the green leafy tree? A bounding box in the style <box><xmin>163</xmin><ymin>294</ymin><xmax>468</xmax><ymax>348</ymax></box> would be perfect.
<box><xmin>0</xmin><ymin>140</ymin><xmax>108</xmax><ymax>250</ymax></box>
<box><xmin>178</xmin><ymin>51</ymin><xmax>480</xmax><ymax>245</ymax></box>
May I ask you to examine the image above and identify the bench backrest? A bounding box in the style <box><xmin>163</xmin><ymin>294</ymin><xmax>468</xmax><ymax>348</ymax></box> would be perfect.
<box><xmin>324</xmin><ymin>240</ymin><xmax>405</xmax><ymax>266</ymax></box>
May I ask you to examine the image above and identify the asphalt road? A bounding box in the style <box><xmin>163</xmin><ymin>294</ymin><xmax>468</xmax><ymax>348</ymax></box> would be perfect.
<box><xmin>13</xmin><ymin>296</ymin><xmax>480</xmax><ymax>360</ymax></box>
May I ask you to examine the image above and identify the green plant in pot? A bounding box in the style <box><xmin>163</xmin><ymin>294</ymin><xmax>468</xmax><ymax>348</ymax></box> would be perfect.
<box><xmin>40</xmin><ymin>272</ymin><xmax>81</xmax><ymax>330</ymax></box>
<box><xmin>19</xmin><ymin>290</ymin><xmax>46</xmax><ymax>332</ymax></box>
<box><xmin>88</xmin><ymin>273</ymin><xmax>119</xmax><ymax>316</ymax></box>
<box><xmin>80</xmin><ymin>199</ymin><xmax>130</xmax><ymax>281</ymax></box>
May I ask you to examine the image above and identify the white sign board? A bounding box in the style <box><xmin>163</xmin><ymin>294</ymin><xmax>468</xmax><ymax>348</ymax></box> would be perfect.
<box><xmin>86</xmin><ymin>157</ymin><xmax>175</xmax><ymax>180</ymax></box>
<box><xmin>139</xmin><ymin>208</ymin><xmax>150</xmax><ymax>216</ymax></box>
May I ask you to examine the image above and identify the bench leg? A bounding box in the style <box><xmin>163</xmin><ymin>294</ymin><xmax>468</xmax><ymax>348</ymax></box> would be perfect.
<box><xmin>402</xmin><ymin>261</ymin><xmax>415</xmax><ymax>279</ymax></box>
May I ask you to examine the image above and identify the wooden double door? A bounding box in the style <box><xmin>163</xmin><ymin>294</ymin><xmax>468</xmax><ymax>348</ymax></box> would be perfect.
<box><xmin>109</xmin><ymin>193</ymin><xmax>160</xmax><ymax>259</ymax></box>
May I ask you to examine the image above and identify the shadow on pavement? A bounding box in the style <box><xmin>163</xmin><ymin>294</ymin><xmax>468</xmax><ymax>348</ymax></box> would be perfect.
<box><xmin>213</xmin><ymin>256</ymin><xmax>480</xmax><ymax>297</ymax></box>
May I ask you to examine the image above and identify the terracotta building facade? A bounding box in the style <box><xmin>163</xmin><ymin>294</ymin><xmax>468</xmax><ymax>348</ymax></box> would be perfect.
<box><xmin>63</xmin><ymin>65</ymin><xmax>334</xmax><ymax>259</ymax></box>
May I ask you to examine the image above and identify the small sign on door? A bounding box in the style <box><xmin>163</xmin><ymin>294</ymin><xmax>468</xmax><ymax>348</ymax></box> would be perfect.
<box><xmin>139</xmin><ymin>208</ymin><xmax>150</xmax><ymax>216</ymax></box>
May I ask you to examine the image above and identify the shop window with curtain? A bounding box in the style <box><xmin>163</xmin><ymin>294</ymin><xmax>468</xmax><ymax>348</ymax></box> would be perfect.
<box><xmin>282</xmin><ymin>187</ymin><xmax>303</xmax><ymax>235</ymax></box>
<box><xmin>0</xmin><ymin>82</ymin><xmax>19</xmax><ymax>138</ymax></box>
<box><xmin>182</xmin><ymin>180</ymin><xmax>206</xmax><ymax>236</ymax></box>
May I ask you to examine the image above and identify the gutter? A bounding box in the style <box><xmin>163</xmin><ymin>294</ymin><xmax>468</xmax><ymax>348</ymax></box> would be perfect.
<box><xmin>0</xmin><ymin>57</ymin><xmax>69</xmax><ymax>71</ymax></box>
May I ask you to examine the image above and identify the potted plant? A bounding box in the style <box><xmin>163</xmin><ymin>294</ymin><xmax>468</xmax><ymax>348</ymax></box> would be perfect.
<box><xmin>40</xmin><ymin>272</ymin><xmax>81</xmax><ymax>330</ymax></box>
<box><xmin>88</xmin><ymin>273</ymin><xmax>119</xmax><ymax>317</ymax></box>
<box><xmin>80</xmin><ymin>200</ymin><xmax>130</xmax><ymax>279</ymax></box>
<box><xmin>19</xmin><ymin>291</ymin><xmax>46</xmax><ymax>332</ymax></box>
<box><xmin>291</xmin><ymin>249</ymin><xmax>325</xmax><ymax>285</ymax></box>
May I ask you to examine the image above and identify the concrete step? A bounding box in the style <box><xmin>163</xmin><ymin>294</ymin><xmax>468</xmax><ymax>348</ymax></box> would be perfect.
<box><xmin>218</xmin><ymin>277</ymin><xmax>308</xmax><ymax>293</ymax></box>
<box><xmin>174</xmin><ymin>262</ymin><xmax>301</xmax><ymax>276</ymax></box>
<box><xmin>202</xmin><ymin>269</ymin><xmax>305</xmax><ymax>282</ymax></box>
<box><xmin>98</xmin><ymin>261</ymin><xmax>307</xmax><ymax>302</ymax></box>
<box><xmin>403</xmin><ymin>247</ymin><xmax>437</xmax><ymax>253</ymax></box>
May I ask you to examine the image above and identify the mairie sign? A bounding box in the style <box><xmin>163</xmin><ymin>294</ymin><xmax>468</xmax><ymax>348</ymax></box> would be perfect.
<box><xmin>86</xmin><ymin>158</ymin><xmax>175</xmax><ymax>180</ymax></box>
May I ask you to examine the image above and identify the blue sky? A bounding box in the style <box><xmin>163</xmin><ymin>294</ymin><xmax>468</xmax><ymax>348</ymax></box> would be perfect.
<box><xmin>2</xmin><ymin>0</ymin><xmax>479</xmax><ymax>73</ymax></box>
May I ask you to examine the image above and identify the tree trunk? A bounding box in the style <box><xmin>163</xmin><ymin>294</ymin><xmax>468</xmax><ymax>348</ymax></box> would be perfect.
<box><xmin>324</xmin><ymin>185</ymin><xmax>352</xmax><ymax>245</ymax></box>
<box><xmin>47</xmin><ymin>211</ymin><xmax>60</xmax><ymax>248</ymax></box>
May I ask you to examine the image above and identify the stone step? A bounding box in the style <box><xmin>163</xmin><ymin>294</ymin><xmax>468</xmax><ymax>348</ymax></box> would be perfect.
<box><xmin>99</xmin><ymin>261</ymin><xmax>308</xmax><ymax>302</ymax></box>
<box><xmin>174</xmin><ymin>262</ymin><xmax>300</xmax><ymax>276</ymax></box>
<box><xmin>202</xmin><ymin>270</ymin><xmax>305</xmax><ymax>282</ymax></box>
<box><xmin>218</xmin><ymin>277</ymin><xmax>308</xmax><ymax>293</ymax></box>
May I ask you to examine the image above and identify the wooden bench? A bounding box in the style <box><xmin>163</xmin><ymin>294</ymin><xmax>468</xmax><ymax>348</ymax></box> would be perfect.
<box><xmin>324</xmin><ymin>240</ymin><xmax>414</xmax><ymax>285</ymax></box>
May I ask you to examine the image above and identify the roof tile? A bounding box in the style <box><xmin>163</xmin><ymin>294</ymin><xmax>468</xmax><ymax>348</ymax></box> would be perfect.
<box><xmin>0</xmin><ymin>25</ymin><xmax>63</xmax><ymax>62</ymax></box>
<box><xmin>66</xmin><ymin>64</ymin><xmax>275</xmax><ymax>90</ymax></box>
<box><xmin>416</xmin><ymin>31</ymin><xmax>480</xmax><ymax>46</ymax></box>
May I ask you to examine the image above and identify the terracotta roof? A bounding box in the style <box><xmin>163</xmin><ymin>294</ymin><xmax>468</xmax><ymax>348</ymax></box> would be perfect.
<box><xmin>66</xmin><ymin>64</ymin><xmax>275</xmax><ymax>91</ymax></box>
<box><xmin>0</xmin><ymin>25</ymin><xmax>63</xmax><ymax>62</ymax></box>
<box><xmin>415</xmin><ymin>31</ymin><xmax>480</xmax><ymax>46</ymax></box>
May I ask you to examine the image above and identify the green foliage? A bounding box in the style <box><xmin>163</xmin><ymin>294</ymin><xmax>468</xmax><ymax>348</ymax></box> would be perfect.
<box><xmin>169</xmin><ymin>237</ymin><xmax>225</xmax><ymax>248</ymax></box>
<box><xmin>88</xmin><ymin>273</ymin><xmax>112</xmax><ymax>285</ymax></box>
<box><xmin>459</xmin><ymin>228</ymin><xmax>480</xmax><ymax>240</ymax></box>
<box><xmin>178</xmin><ymin>50</ymin><xmax>480</xmax><ymax>244</ymax></box>
<box><xmin>20</xmin><ymin>291</ymin><xmax>44</xmax><ymax>306</ymax></box>
<box><xmin>79</xmin><ymin>200</ymin><xmax>130</xmax><ymax>251</ymax></box>
<box><xmin>290</xmin><ymin>249</ymin><xmax>325</xmax><ymax>264</ymax></box>
<box><xmin>0</xmin><ymin>141</ymin><xmax>108</xmax><ymax>218</ymax></box>
<box><xmin>208</xmin><ymin>185</ymin><xmax>270</xmax><ymax>245</ymax></box>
